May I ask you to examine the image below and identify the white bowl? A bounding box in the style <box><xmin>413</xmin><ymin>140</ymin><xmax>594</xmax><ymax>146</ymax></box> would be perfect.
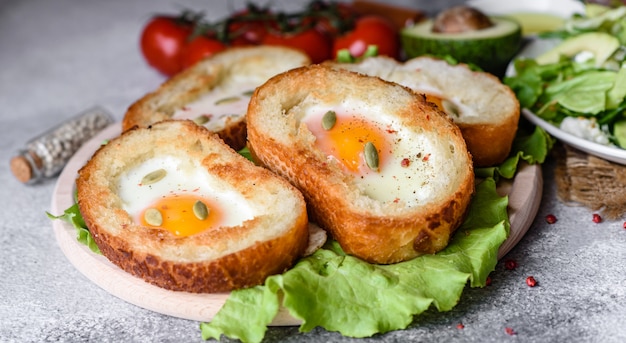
<box><xmin>466</xmin><ymin>0</ymin><xmax>585</xmax><ymax>18</ymax></box>
<box><xmin>466</xmin><ymin>0</ymin><xmax>586</xmax><ymax>35</ymax></box>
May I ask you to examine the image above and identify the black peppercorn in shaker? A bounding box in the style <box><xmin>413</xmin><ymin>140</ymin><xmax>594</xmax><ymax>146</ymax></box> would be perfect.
<box><xmin>10</xmin><ymin>106</ymin><xmax>114</xmax><ymax>184</ymax></box>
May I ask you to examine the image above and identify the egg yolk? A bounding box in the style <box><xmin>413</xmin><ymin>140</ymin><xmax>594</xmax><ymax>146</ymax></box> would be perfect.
<box><xmin>312</xmin><ymin>113</ymin><xmax>389</xmax><ymax>174</ymax></box>
<box><xmin>139</xmin><ymin>194</ymin><xmax>223</xmax><ymax>237</ymax></box>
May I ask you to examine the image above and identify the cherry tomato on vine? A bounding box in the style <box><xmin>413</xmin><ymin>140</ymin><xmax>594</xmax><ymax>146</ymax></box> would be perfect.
<box><xmin>140</xmin><ymin>16</ymin><xmax>192</xmax><ymax>76</ymax></box>
<box><xmin>262</xmin><ymin>28</ymin><xmax>331</xmax><ymax>63</ymax></box>
<box><xmin>332</xmin><ymin>16</ymin><xmax>399</xmax><ymax>60</ymax></box>
<box><xmin>308</xmin><ymin>2</ymin><xmax>358</xmax><ymax>38</ymax></box>
<box><xmin>229</xmin><ymin>22</ymin><xmax>267</xmax><ymax>46</ymax></box>
<box><xmin>179</xmin><ymin>36</ymin><xmax>227</xmax><ymax>69</ymax></box>
<box><xmin>227</xmin><ymin>8</ymin><xmax>272</xmax><ymax>46</ymax></box>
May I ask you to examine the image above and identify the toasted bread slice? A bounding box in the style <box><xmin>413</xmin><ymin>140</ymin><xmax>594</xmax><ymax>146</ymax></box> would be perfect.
<box><xmin>122</xmin><ymin>46</ymin><xmax>311</xmax><ymax>151</ymax></box>
<box><xmin>328</xmin><ymin>56</ymin><xmax>520</xmax><ymax>167</ymax></box>
<box><xmin>246</xmin><ymin>65</ymin><xmax>475</xmax><ymax>264</ymax></box>
<box><xmin>76</xmin><ymin>120</ymin><xmax>309</xmax><ymax>293</ymax></box>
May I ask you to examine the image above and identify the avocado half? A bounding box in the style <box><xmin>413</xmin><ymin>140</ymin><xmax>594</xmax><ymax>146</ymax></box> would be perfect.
<box><xmin>535</xmin><ymin>32</ymin><xmax>619</xmax><ymax>67</ymax></box>
<box><xmin>401</xmin><ymin>17</ymin><xmax>522</xmax><ymax>77</ymax></box>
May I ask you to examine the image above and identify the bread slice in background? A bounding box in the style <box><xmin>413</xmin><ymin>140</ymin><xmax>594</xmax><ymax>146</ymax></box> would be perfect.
<box><xmin>122</xmin><ymin>46</ymin><xmax>311</xmax><ymax>151</ymax></box>
<box><xmin>76</xmin><ymin>120</ymin><xmax>309</xmax><ymax>293</ymax></box>
<box><xmin>328</xmin><ymin>56</ymin><xmax>520</xmax><ymax>167</ymax></box>
<box><xmin>247</xmin><ymin>65</ymin><xmax>474</xmax><ymax>264</ymax></box>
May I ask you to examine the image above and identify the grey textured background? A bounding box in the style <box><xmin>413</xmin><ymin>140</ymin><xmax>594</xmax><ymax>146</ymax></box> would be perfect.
<box><xmin>1</xmin><ymin>0</ymin><xmax>625</xmax><ymax>342</ymax></box>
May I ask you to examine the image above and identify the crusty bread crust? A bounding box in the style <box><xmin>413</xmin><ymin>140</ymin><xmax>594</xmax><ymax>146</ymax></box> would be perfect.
<box><xmin>327</xmin><ymin>56</ymin><xmax>520</xmax><ymax>167</ymax></box>
<box><xmin>76</xmin><ymin>120</ymin><xmax>309</xmax><ymax>293</ymax></box>
<box><xmin>122</xmin><ymin>46</ymin><xmax>310</xmax><ymax>151</ymax></box>
<box><xmin>246</xmin><ymin>65</ymin><xmax>475</xmax><ymax>264</ymax></box>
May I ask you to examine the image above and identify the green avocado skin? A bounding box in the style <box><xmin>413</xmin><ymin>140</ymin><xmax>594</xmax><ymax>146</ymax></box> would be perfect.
<box><xmin>401</xmin><ymin>21</ymin><xmax>522</xmax><ymax>77</ymax></box>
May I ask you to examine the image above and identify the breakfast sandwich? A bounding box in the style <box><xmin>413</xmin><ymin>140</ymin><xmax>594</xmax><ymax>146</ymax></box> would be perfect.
<box><xmin>328</xmin><ymin>56</ymin><xmax>520</xmax><ymax>167</ymax></box>
<box><xmin>246</xmin><ymin>65</ymin><xmax>475</xmax><ymax>264</ymax></box>
<box><xmin>122</xmin><ymin>46</ymin><xmax>311</xmax><ymax>151</ymax></box>
<box><xmin>76</xmin><ymin>120</ymin><xmax>309</xmax><ymax>293</ymax></box>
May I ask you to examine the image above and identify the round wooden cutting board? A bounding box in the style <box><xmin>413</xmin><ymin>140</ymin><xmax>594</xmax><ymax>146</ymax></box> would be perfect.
<box><xmin>50</xmin><ymin>123</ymin><xmax>543</xmax><ymax>325</ymax></box>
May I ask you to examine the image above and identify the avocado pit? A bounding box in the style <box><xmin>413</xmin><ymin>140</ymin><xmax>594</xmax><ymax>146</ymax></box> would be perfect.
<box><xmin>432</xmin><ymin>6</ymin><xmax>493</xmax><ymax>34</ymax></box>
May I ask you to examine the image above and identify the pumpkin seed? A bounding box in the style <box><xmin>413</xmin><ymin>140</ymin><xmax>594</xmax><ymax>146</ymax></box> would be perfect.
<box><xmin>215</xmin><ymin>96</ymin><xmax>240</xmax><ymax>105</ymax></box>
<box><xmin>141</xmin><ymin>169</ymin><xmax>166</xmax><ymax>185</ymax></box>
<box><xmin>193</xmin><ymin>115</ymin><xmax>210</xmax><ymax>125</ymax></box>
<box><xmin>144</xmin><ymin>208</ymin><xmax>163</xmax><ymax>226</ymax></box>
<box><xmin>321</xmin><ymin>110</ymin><xmax>337</xmax><ymax>131</ymax></box>
<box><xmin>364</xmin><ymin>142</ymin><xmax>379</xmax><ymax>171</ymax></box>
<box><xmin>193</xmin><ymin>200</ymin><xmax>209</xmax><ymax>220</ymax></box>
<box><xmin>242</xmin><ymin>90</ymin><xmax>254</xmax><ymax>96</ymax></box>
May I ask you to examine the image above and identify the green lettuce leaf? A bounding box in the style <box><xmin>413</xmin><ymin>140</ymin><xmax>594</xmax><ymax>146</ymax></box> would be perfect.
<box><xmin>475</xmin><ymin>125</ymin><xmax>553</xmax><ymax>179</ymax></box>
<box><xmin>46</xmin><ymin>203</ymin><xmax>101</xmax><ymax>254</ymax></box>
<box><xmin>545</xmin><ymin>70</ymin><xmax>615</xmax><ymax>114</ymax></box>
<box><xmin>200</xmin><ymin>283</ymin><xmax>280</xmax><ymax>343</ymax></box>
<box><xmin>237</xmin><ymin>146</ymin><xmax>255</xmax><ymax>162</ymax></box>
<box><xmin>504</xmin><ymin>60</ymin><xmax>544</xmax><ymax>108</ymax></box>
<box><xmin>201</xmin><ymin>178</ymin><xmax>508</xmax><ymax>343</ymax></box>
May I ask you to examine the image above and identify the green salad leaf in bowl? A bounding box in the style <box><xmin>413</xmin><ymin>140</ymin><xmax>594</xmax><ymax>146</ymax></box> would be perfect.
<box><xmin>505</xmin><ymin>4</ymin><xmax>626</xmax><ymax>149</ymax></box>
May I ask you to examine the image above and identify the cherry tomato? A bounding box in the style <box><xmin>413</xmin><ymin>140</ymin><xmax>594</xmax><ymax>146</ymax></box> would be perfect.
<box><xmin>262</xmin><ymin>28</ymin><xmax>331</xmax><ymax>63</ymax></box>
<box><xmin>308</xmin><ymin>2</ymin><xmax>358</xmax><ymax>38</ymax></box>
<box><xmin>229</xmin><ymin>22</ymin><xmax>267</xmax><ymax>46</ymax></box>
<box><xmin>179</xmin><ymin>36</ymin><xmax>227</xmax><ymax>69</ymax></box>
<box><xmin>140</xmin><ymin>16</ymin><xmax>192</xmax><ymax>76</ymax></box>
<box><xmin>332</xmin><ymin>16</ymin><xmax>399</xmax><ymax>60</ymax></box>
<box><xmin>228</xmin><ymin>10</ymin><xmax>272</xmax><ymax>46</ymax></box>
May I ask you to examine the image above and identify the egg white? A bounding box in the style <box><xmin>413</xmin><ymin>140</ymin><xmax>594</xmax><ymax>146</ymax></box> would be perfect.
<box><xmin>301</xmin><ymin>99</ymin><xmax>461</xmax><ymax>207</ymax></box>
<box><xmin>172</xmin><ymin>81</ymin><xmax>257</xmax><ymax>132</ymax></box>
<box><xmin>385</xmin><ymin>68</ymin><xmax>479</xmax><ymax>119</ymax></box>
<box><xmin>117</xmin><ymin>156</ymin><xmax>255</xmax><ymax>227</ymax></box>
<box><xmin>422</xmin><ymin>90</ymin><xmax>479</xmax><ymax>120</ymax></box>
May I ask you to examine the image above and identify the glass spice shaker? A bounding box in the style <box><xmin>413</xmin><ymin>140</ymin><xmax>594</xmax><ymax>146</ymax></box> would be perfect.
<box><xmin>10</xmin><ymin>106</ymin><xmax>114</xmax><ymax>184</ymax></box>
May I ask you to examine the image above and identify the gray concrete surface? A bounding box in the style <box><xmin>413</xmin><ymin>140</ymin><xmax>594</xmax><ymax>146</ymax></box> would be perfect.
<box><xmin>1</xmin><ymin>0</ymin><xmax>625</xmax><ymax>342</ymax></box>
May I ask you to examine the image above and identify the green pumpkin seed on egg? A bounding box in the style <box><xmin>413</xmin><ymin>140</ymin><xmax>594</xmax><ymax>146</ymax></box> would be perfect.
<box><xmin>144</xmin><ymin>208</ymin><xmax>163</xmax><ymax>226</ymax></box>
<box><xmin>141</xmin><ymin>169</ymin><xmax>167</xmax><ymax>185</ymax></box>
<box><xmin>193</xmin><ymin>200</ymin><xmax>209</xmax><ymax>220</ymax></box>
<box><xmin>215</xmin><ymin>96</ymin><xmax>240</xmax><ymax>105</ymax></box>
<box><xmin>321</xmin><ymin>110</ymin><xmax>337</xmax><ymax>131</ymax></box>
<box><xmin>364</xmin><ymin>142</ymin><xmax>379</xmax><ymax>171</ymax></box>
<box><xmin>193</xmin><ymin>115</ymin><xmax>211</xmax><ymax>125</ymax></box>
